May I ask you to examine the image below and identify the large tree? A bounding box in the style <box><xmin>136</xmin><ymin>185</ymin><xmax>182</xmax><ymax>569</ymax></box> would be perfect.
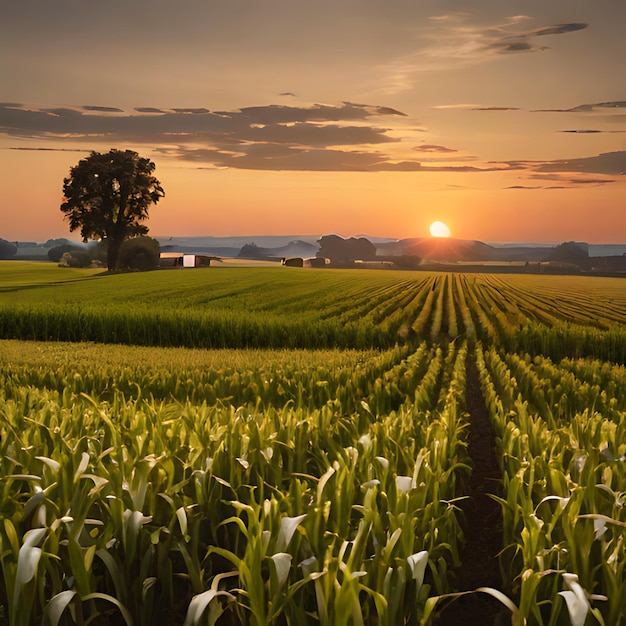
<box><xmin>61</xmin><ymin>149</ymin><xmax>164</xmax><ymax>271</ymax></box>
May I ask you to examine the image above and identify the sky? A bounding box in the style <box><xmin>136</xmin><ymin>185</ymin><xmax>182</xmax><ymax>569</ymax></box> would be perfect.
<box><xmin>1</xmin><ymin>0</ymin><xmax>625</xmax><ymax>243</ymax></box>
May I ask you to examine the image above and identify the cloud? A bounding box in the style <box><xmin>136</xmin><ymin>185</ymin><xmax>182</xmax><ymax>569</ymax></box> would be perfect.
<box><xmin>488</xmin><ymin>40</ymin><xmax>535</xmax><ymax>53</ymax></box>
<box><xmin>471</xmin><ymin>106</ymin><xmax>520</xmax><ymax>111</ymax></box>
<box><xmin>532</xmin><ymin>23</ymin><xmax>588</xmax><ymax>37</ymax></box>
<box><xmin>5</xmin><ymin>101</ymin><xmax>620</xmax><ymax>176</ymax></box>
<box><xmin>505</xmin><ymin>175</ymin><xmax>618</xmax><ymax>189</ymax></box>
<box><xmin>433</xmin><ymin>104</ymin><xmax>483</xmax><ymax>110</ymax></box>
<box><xmin>428</xmin><ymin>12</ymin><xmax>470</xmax><ymax>23</ymax></box>
<box><xmin>559</xmin><ymin>129</ymin><xmax>602</xmax><ymax>134</ymax></box>
<box><xmin>507</xmin><ymin>15</ymin><xmax>533</xmax><ymax>23</ymax></box>
<box><xmin>0</xmin><ymin>101</ymin><xmax>404</xmax><ymax>144</ymax></box>
<box><xmin>559</xmin><ymin>128</ymin><xmax>626</xmax><ymax>134</ymax></box>
<box><xmin>8</xmin><ymin>147</ymin><xmax>90</xmax><ymax>152</ymax></box>
<box><xmin>375</xmin><ymin>106</ymin><xmax>406</xmax><ymax>117</ymax></box>
<box><xmin>0</xmin><ymin>100</ymin><xmax>434</xmax><ymax>172</ymax></box>
<box><xmin>534</xmin><ymin>152</ymin><xmax>626</xmax><ymax>176</ymax></box>
<box><xmin>376</xmin><ymin>18</ymin><xmax>588</xmax><ymax>95</ymax></box>
<box><xmin>82</xmin><ymin>105</ymin><xmax>124</xmax><ymax>113</ymax></box>
<box><xmin>215</xmin><ymin>102</ymin><xmax>406</xmax><ymax>124</ymax></box>
<box><xmin>505</xmin><ymin>179</ymin><xmax>615</xmax><ymax>189</ymax></box>
<box><xmin>534</xmin><ymin>101</ymin><xmax>626</xmax><ymax>113</ymax></box>
<box><xmin>413</xmin><ymin>144</ymin><xmax>458</xmax><ymax>153</ymax></box>
<box><xmin>40</xmin><ymin>107</ymin><xmax>84</xmax><ymax>117</ymax></box>
<box><xmin>500</xmin><ymin>151</ymin><xmax>626</xmax><ymax>177</ymax></box>
<box><xmin>483</xmin><ymin>22</ymin><xmax>588</xmax><ymax>54</ymax></box>
<box><xmin>171</xmin><ymin>108</ymin><xmax>211</xmax><ymax>114</ymax></box>
<box><xmin>159</xmin><ymin>144</ymin><xmax>505</xmax><ymax>173</ymax></box>
<box><xmin>433</xmin><ymin>104</ymin><xmax>519</xmax><ymax>111</ymax></box>
<box><xmin>495</xmin><ymin>151</ymin><xmax>626</xmax><ymax>188</ymax></box>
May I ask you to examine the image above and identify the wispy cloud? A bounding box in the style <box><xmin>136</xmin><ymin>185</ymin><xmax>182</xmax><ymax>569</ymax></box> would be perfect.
<box><xmin>158</xmin><ymin>145</ymin><xmax>503</xmax><ymax>173</ymax></box>
<box><xmin>484</xmin><ymin>22</ymin><xmax>587</xmax><ymax>53</ymax></box>
<box><xmin>432</xmin><ymin>103</ymin><xmax>519</xmax><ymax>111</ymax></box>
<box><xmin>559</xmin><ymin>129</ymin><xmax>603</xmax><ymax>134</ymax></box>
<box><xmin>471</xmin><ymin>106</ymin><xmax>520</xmax><ymax>111</ymax></box>
<box><xmin>9</xmin><ymin>147</ymin><xmax>89</xmax><ymax>152</ymax></box>
<box><xmin>413</xmin><ymin>144</ymin><xmax>458</xmax><ymax>153</ymax></box>
<box><xmin>376</xmin><ymin>16</ymin><xmax>588</xmax><ymax>95</ymax></box>
<box><xmin>533</xmin><ymin>101</ymin><xmax>626</xmax><ymax>113</ymax></box>
<box><xmin>533</xmin><ymin>151</ymin><xmax>626</xmax><ymax>175</ymax></box>
<box><xmin>82</xmin><ymin>105</ymin><xmax>124</xmax><ymax>113</ymax></box>
<box><xmin>498</xmin><ymin>151</ymin><xmax>626</xmax><ymax>187</ymax></box>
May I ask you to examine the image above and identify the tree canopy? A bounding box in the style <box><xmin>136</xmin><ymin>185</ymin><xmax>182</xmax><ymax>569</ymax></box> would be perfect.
<box><xmin>0</xmin><ymin>238</ymin><xmax>18</xmax><ymax>259</ymax></box>
<box><xmin>60</xmin><ymin>149</ymin><xmax>164</xmax><ymax>271</ymax></box>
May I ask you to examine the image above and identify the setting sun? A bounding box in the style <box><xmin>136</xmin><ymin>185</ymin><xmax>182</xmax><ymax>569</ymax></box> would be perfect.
<box><xmin>430</xmin><ymin>221</ymin><xmax>451</xmax><ymax>238</ymax></box>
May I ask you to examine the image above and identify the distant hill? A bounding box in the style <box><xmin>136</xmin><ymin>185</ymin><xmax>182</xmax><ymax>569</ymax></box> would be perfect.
<box><xmin>6</xmin><ymin>234</ymin><xmax>626</xmax><ymax>272</ymax></box>
<box><xmin>376</xmin><ymin>237</ymin><xmax>553</xmax><ymax>262</ymax></box>
<box><xmin>238</xmin><ymin>240</ymin><xmax>318</xmax><ymax>259</ymax></box>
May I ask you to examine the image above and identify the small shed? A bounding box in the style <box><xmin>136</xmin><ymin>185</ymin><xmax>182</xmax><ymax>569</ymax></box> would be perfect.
<box><xmin>305</xmin><ymin>257</ymin><xmax>329</xmax><ymax>268</ymax></box>
<box><xmin>160</xmin><ymin>253</ymin><xmax>213</xmax><ymax>268</ymax></box>
<box><xmin>282</xmin><ymin>257</ymin><xmax>330</xmax><ymax>268</ymax></box>
<box><xmin>281</xmin><ymin>257</ymin><xmax>304</xmax><ymax>267</ymax></box>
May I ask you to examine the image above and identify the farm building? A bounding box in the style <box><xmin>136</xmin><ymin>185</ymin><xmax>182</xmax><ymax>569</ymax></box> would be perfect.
<box><xmin>159</xmin><ymin>253</ymin><xmax>214</xmax><ymax>268</ymax></box>
<box><xmin>281</xmin><ymin>257</ymin><xmax>330</xmax><ymax>268</ymax></box>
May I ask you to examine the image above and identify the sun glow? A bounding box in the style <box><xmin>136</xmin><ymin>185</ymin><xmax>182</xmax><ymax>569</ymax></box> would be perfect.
<box><xmin>429</xmin><ymin>221</ymin><xmax>451</xmax><ymax>238</ymax></box>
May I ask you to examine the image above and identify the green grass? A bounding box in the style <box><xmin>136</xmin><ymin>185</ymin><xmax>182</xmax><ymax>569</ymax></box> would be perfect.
<box><xmin>0</xmin><ymin>261</ymin><xmax>101</xmax><ymax>291</ymax></box>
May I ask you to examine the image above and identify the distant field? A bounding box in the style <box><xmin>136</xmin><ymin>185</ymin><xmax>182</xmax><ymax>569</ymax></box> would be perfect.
<box><xmin>0</xmin><ymin>260</ymin><xmax>100</xmax><ymax>290</ymax></box>
<box><xmin>1</xmin><ymin>262</ymin><xmax>626</xmax><ymax>356</ymax></box>
<box><xmin>1</xmin><ymin>261</ymin><xmax>625</xmax><ymax>625</ymax></box>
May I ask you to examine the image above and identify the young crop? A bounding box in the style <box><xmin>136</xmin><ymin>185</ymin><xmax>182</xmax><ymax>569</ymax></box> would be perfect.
<box><xmin>2</xmin><ymin>265</ymin><xmax>626</xmax><ymax>625</ymax></box>
<box><xmin>0</xmin><ymin>336</ymin><xmax>475</xmax><ymax>625</ymax></box>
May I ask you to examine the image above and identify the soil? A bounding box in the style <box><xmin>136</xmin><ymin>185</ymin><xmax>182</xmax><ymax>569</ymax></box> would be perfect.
<box><xmin>435</xmin><ymin>349</ymin><xmax>511</xmax><ymax>626</ymax></box>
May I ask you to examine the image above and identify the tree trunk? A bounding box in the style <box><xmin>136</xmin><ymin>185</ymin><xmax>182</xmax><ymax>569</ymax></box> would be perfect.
<box><xmin>106</xmin><ymin>237</ymin><xmax>124</xmax><ymax>271</ymax></box>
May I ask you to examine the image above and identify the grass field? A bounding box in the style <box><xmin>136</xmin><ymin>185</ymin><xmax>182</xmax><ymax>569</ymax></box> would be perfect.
<box><xmin>0</xmin><ymin>262</ymin><xmax>624</xmax><ymax>626</ymax></box>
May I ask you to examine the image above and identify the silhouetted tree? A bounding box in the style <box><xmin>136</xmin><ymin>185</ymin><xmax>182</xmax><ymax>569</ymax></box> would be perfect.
<box><xmin>548</xmin><ymin>241</ymin><xmax>590</xmax><ymax>268</ymax></box>
<box><xmin>58</xmin><ymin>250</ymin><xmax>93</xmax><ymax>268</ymax></box>
<box><xmin>60</xmin><ymin>149</ymin><xmax>164</xmax><ymax>271</ymax></box>
<box><xmin>118</xmin><ymin>236</ymin><xmax>161</xmax><ymax>271</ymax></box>
<box><xmin>316</xmin><ymin>235</ymin><xmax>377</xmax><ymax>264</ymax></box>
<box><xmin>0</xmin><ymin>238</ymin><xmax>18</xmax><ymax>259</ymax></box>
<box><xmin>47</xmin><ymin>243</ymin><xmax>84</xmax><ymax>262</ymax></box>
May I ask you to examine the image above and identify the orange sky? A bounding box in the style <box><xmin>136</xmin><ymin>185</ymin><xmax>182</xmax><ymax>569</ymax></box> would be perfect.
<box><xmin>1</xmin><ymin>1</ymin><xmax>625</xmax><ymax>243</ymax></box>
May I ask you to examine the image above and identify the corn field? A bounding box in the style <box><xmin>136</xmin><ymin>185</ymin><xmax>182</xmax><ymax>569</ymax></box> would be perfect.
<box><xmin>0</xmin><ymin>264</ymin><xmax>624</xmax><ymax>625</ymax></box>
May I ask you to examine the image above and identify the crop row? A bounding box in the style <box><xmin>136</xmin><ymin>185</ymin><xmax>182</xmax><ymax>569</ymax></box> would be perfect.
<box><xmin>0</xmin><ymin>340</ymin><xmax>472</xmax><ymax>626</ymax></box>
<box><xmin>1</xmin><ymin>265</ymin><xmax>625</xmax><ymax>625</ymax></box>
<box><xmin>477</xmin><ymin>345</ymin><xmax>625</xmax><ymax>625</ymax></box>
<box><xmin>2</xmin><ymin>268</ymin><xmax>626</xmax><ymax>358</ymax></box>
<box><xmin>5</xmin><ymin>336</ymin><xmax>623</xmax><ymax>625</ymax></box>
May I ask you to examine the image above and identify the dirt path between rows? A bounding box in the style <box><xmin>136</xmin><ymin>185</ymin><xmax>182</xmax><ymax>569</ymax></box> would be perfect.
<box><xmin>435</xmin><ymin>349</ymin><xmax>510</xmax><ymax>626</ymax></box>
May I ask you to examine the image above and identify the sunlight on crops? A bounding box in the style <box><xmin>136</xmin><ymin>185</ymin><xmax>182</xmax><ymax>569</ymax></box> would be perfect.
<box><xmin>0</xmin><ymin>264</ymin><xmax>624</xmax><ymax>625</ymax></box>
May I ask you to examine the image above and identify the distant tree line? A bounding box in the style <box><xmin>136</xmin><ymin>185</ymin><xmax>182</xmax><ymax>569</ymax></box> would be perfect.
<box><xmin>49</xmin><ymin>236</ymin><xmax>160</xmax><ymax>271</ymax></box>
